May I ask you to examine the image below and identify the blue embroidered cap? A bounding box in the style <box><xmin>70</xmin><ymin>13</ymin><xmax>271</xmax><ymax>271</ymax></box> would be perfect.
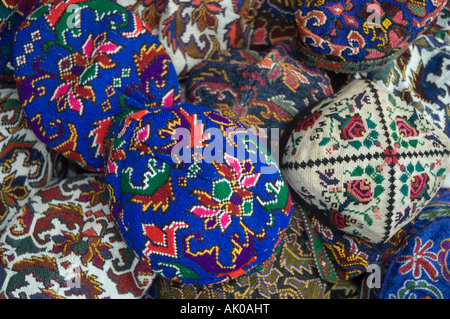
<box><xmin>12</xmin><ymin>0</ymin><xmax>181</xmax><ymax>171</ymax></box>
<box><xmin>104</xmin><ymin>103</ymin><xmax>293</xmax><ymax>284</ymax></box>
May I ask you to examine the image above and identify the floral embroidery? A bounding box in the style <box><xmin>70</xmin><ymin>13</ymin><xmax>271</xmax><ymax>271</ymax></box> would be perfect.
<box><xmin>345</xmin><ymin>179</ymin><xmax>372</xmax><ymax>204</ymax></box>
<box><xmin>295</xmin><ymin>112</ymin><xmax>321</xmax><ymax>132</ymax></box>
<box><xmin>51</xmin><ymin>32</ymin><xmax>122</xmax><ymax>116</ymax></box>
<box><xmin>191</xmin><ymin>0</ymin><xmax>224</xmax><ymax>32</ymax></box>
<box><xmin>340</xmin><ymin>115</ymin><xmax>366</xmax><ymax>140</ymax></box>
<box><xmin>410</xmin><ymin>173</ymin><xmax>430</xmax><ymax>201</ymax></box>
<box><xmin>397</xmin><ymin>237</ymin><xmax>438</xmax><ymax>281</ymax></box>
<box><xmin>191</xmin><ymin>153</ymin><xmax>261</xmax><ymax>232</ymax></box>
<box><xmin>396</xmin><ymin>117</ymin><xmax>418</xmax><ymax>138</ymax></box>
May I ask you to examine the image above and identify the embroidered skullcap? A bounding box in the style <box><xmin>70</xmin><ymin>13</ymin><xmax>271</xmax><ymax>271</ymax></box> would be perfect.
<box><xmin>12</xmin><ymin>0</ymin><xmax>180</xmax><ymax>171</ymax></box>
<box><xmin>281</xmin><ymin>79</ymin><xmax>450</xmax><ymax>244</ymax></box>
<box><xmin>294</xmin><ymin>0</ymin><xmax>448</xmax><ymax>73</ymax></box>
<box><xmin>104</xmin><ymin>103</ymin><xmax>293</xmax><ymax>284</ymax></box>
<box><xmin>187</xmin><ymin>39</ymin><xmax>334</xmax><ymax>134</ymax></box>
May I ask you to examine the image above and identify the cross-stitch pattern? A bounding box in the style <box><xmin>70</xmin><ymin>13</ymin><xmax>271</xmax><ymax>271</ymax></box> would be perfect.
<box><xmin>294</xmin><ymin>0</ymin><xmax>449</xmax><ymax>73</ymax></box>
<box><xmin>282</xmin><ymin>80</ymin><xmax>450</xmax><ymax>244</ymax></box>
<box><xmin>104</xmin><ymin>103</ymin><xmax>293</xmax><ymax>285</ymax></box>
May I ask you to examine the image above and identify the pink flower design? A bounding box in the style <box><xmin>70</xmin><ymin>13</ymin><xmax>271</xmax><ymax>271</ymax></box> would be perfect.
<box><xmin>190</xmin><ymin>154</ymin><xmax>261</xmax><ymax>232</ymax></box>
<box><xmin>51</xmin><ymin>32</ymin><xmax>122</xmax><ymax>116</ymax></box>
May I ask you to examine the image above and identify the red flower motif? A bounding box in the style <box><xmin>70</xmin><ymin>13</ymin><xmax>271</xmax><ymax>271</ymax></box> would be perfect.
<box><xmin>397</xmin><ymin>237</ymin><xmax>438</xmax><ymax>281</ymax></box>
<box><xmin>396</xmin><ymin>117</ymin><xmax>418</xmax><ymax>138</ymax></box>
<box><xmin>410</xmin><ymin>173</ymin><xmax>430</xmax><ymax>201</ymax></box>
<box><xmin>331</xmin><ymin>210</ymin><xmax>349</xmax><ymax>229</ymax></box>
<box><xmin>51</xmin><ymin>32</ymin><xmax>122</xmax><ymax>115</ymax></box>
<box><xmin>190</xmin><ymin>154</ymin><xmax>260</xmax><ymax>232</ymax></box>
<box><xmin>295</xmin><ymin>111</ymin><xmax>321</xmax><ymax>132</ymax></box>
<box><xmin>341</xmin><ymin>115</ymin><xmax>366</xmax><ymax>140</ymax></box>
<box><xmin>345</xmin><ymin>179</ymin><xmax>372</xmax><ymax>204</ymax></box>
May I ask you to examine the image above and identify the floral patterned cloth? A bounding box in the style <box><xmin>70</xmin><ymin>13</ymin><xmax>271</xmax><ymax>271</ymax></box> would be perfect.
<box><xmin>0</xmin><ymin>175</ymin><xmax>155</xmax><ymax>299</ymax></box>
<box><xmin>0</xmin><ymin>88</ymin><xmax>56</xmax><ymax>232</ymax></box>
<box><xmin>125</xmin><ymin>0</ymin><xmax>257</xmax><ymax>78</ymax></box>
<box><xmin>1</xmin><ymin>0</ymin><xmax>450</xmax><ymax>301</ymax></box>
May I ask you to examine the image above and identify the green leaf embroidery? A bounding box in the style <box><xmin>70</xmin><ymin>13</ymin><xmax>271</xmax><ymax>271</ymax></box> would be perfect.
<box><xmin>400</xmin><ymin>184</ymin><xmax>409</xmax><ymax>196</ymax></box>
<box><xmin>319</xmin><ymin>137</ymin><xmax>331</xmax><ymax>146</ymax></box>
<box><xmin>79</xmin><ymin>63</ymin><xmax>98</xmax><ymax>85</ymax></box>
<box><xmin>348</xmin><ymin>140</ymin><xmax>362</xmax><ymax>149</ymax></box>
<box><xmin>437</xmin><ymin>168</ymin><xmax>446</xmax><ymax>177</ymax></box>
<box><xmin>351</xmin><ymin>166</ymin><xmax>364</xmax><ymax>177</ymax></box>
<box><xmin>374</xmin><ymin>185</ymin><xmax>385</xmax><ymax>198</ymax></box>
<box><xmin>415</xmin><ymin>162</ymin><xmax>424</xmax><ymax>172</ymax></box>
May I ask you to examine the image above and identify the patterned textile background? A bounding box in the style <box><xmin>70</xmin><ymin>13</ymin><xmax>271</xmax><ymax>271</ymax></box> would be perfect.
<box><xmin>0</xmin><ymin>88</ymin><xmax>56</xmax><ymax>232</ymax></box>
<box><xmin>0</xmin><ymin>175</ymin><xmax>155</xmax><ymax>299</ymax></box>
<box><xmin>0</xmin><ymin>0</ymin><xmax>449</xmax><ymax>300</ymax></box>
<box><xmin>123</xmin><ymin>0</ymin><xmax>257</xmax><ymax>78</ymax></box>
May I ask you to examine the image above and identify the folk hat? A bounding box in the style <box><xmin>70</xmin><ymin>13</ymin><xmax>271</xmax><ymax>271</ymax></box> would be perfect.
<box><xmin>12</xmin><ymin>0</ymin><xmax>181</xmax><ymax>171</ymax></box>
<box><xmin>187</xmin><ymin>39</ymin><xmax>334</xmax><ymax>134</ymax></box>
<box><xmin>104</xmin><ymin>103</ymin><xmax>293</xmax><ymax>285</ymax></box>
<box><xmin>281</xmin><ymin>79</ymin><xmax>450</xmax><ymax>245</ymax></box>
<box><xmin>378</xmin><ymin>215</ymin><xmax>450</xmax><ymax>299</ymax></box>
<box><xmin>294</xmin><ymin>0</ymin><xmax>449</xmax><ymax>73</ymax></box>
